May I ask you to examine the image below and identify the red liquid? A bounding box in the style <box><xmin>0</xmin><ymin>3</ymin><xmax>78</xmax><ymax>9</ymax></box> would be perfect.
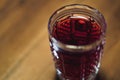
<box><xmin>50</xmin><ymin>16</ymin><xmax>104</xmax><ymax>80</ymax></box>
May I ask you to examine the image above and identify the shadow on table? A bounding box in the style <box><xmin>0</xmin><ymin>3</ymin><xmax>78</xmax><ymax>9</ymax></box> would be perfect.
<box><xmin>54</xmin><ymin>70</ymin><xmax>107</xmax><ymax>80</ymax></box>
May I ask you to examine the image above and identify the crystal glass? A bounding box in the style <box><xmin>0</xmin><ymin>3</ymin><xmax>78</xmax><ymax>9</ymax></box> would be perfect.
<box><xmin>48</xmin><ymin>4</ymin><xmax>106</xmax><ymax>80</ymax></box>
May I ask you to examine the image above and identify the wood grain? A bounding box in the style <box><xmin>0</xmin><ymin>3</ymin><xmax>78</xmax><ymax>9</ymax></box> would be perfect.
<box><xmin>0</xmin><ymin>0</ymin><xmax>120</xmax><ymax>80</ymax></box>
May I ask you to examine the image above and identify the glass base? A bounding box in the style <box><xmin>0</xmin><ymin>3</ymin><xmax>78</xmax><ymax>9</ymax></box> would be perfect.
<box><xmin>55</xmin><ymin>69</ymin><xmax>106</xmax><ymax>80</ymax></box>
<box><xmin>56</xmin><ymin>69</ymin><xmax>96</xmax><ymax>80</ymax></box>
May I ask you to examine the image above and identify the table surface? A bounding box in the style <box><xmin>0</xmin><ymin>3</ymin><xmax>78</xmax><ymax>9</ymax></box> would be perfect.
<box><xmin>0</xmin><ymin>0</ymin><xmax>120</xmax><ymax>80</ymax></box>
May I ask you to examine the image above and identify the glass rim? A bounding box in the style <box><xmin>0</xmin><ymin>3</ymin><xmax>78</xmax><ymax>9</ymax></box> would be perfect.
<box><xmin>48</xmin><ymin>4</ymin><xmax>106</xmax><ymax>51</ymax></box>
<box><xmin>48</xmin><ymin>4</ymin><xmax>106</xmax><ymax>27</ymax></box>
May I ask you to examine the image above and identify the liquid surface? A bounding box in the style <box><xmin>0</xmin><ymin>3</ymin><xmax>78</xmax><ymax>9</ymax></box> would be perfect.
<box><xmin>52</xmin><ymin>16</ymin><xmax>102</xmax><ymax>45</ymax></box>
<box><xmin>50</xmin><ymin>15</ymin><xmax>104</xmax><ymax>80</ymax></box>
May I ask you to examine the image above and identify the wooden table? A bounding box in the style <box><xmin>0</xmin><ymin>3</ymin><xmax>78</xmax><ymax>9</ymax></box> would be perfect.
<box><xmin>0</xmin><ymin>0</ymin><xmax>120</xmax><ymax>80</ymax></box>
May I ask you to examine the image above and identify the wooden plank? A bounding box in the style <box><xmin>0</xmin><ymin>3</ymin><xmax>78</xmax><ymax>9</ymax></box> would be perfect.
<box><xmin>0</xmin><ymin>0</ymin><xmax>120</xmax><ymax>80</ymax></box>
<box><xmin>0</xmin><ymin>0</ymin><xmax>84</xmax><ymax>80</ymax></box>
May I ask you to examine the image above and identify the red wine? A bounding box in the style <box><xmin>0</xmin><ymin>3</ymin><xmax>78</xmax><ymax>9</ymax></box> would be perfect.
<box><xmin>52</xmin><ymin>16</ymin><xmax>102</xmax><ymax>45</ymax></box>
<box><xmin>50</xmin><ymin>15</ymin><xmax>104</xmax><ymax>80</ymax></box>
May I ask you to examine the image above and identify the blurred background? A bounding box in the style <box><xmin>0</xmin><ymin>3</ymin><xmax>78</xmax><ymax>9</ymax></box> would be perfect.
<box><xmin>0</xmin><ymin>0</ymin><xmax>120</xmax><ymax>80</ymax></box>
